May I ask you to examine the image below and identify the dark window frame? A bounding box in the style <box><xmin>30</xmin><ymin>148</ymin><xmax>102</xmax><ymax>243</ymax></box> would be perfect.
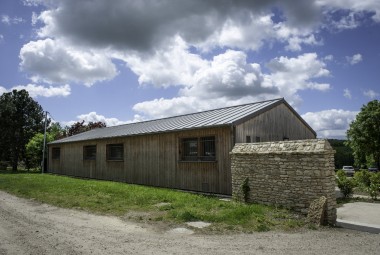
<box><xmin>106</xmin><ymin>143</ymin><xmax>124</xmax><ymax>161</ymax></box>
<box><xmin>83</xmin><ymin>145</ymin><xmax>97</xmax><ymax>160</ymax></box>
<box><xmin>52</xmin><ymin>147</ymin><xmax>60</xmax><ymax>160</ymax></box>
<box><xmin>180</xmin><ymin>136</ymin><xmax>216</xmax><ymax>162</ymax></box>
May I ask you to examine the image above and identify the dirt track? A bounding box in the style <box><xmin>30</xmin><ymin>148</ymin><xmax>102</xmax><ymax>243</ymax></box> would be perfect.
<box><xmin>0</xmin><ymin>191</ymin><xmax>379</xmax><ymax>255</ymax></box>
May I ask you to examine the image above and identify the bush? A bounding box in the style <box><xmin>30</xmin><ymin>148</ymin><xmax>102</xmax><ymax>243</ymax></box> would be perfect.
<box><xmin>354</xmin><ymin>170</ymin><xmax>371</xmax><ymax>190</ymax></box>
<box><xmin>336</xmin><ymin>170</ymin><xmax>355</xmax><ymax>198</ymax></box>
<box><xmin>0</xmin><ymin>161</ymin><xmax>8</xmax><ymax>170</ymax></box>
<box><xmin>368</xmin><ymin>173</ymin><xmax>380</xmax><ymax>200</ymax></box>
<box><xmin>353</xmin><ymin>170</ymin><xmax>380</xmax><ymax>200</ymax></box>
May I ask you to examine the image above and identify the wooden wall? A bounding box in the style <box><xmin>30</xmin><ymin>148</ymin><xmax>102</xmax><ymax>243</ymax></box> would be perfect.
<box><xmin>235</xmin><ymin>103</ymin><xmax>316</xmax><ymax>143</ymax></box>
<box><xmin>48</xmin><ymin>126</ymin><xmax>233</xmax><ymax>195</ymax></box>
<box><xmin>48</xmin><ymin>102</ymin><xmax>315</xmax><ymax>196</ymax></box>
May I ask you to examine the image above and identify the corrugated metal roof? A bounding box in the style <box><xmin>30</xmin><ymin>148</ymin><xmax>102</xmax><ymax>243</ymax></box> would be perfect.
<box><xmin>50</xmin><ymin>98</ymin><xmax>284</xmax><ymax>144</ymax></box>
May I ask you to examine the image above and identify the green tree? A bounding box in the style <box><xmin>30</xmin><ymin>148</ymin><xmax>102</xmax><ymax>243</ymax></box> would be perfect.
<box><xmin>0</xmin><ymin>90</ymin><xmax>47</xmax><ymax>171</ymax></box>
<box><xmin>328</xmin><ymin>139</ymin><xmax>355</xmax><ymax>169</ymax></box>
<box><xmin>48</xmin><ymin>122</ymin><xmax>66</xmax><ymax>140</ymax></box>
<box><xmin>346</xmin><ymin>100</ymin><xmax>380</xmax><ymax>169</ymax></box>
<box><xmin>25</xmin><ymin>122</ymin><xmax>66</xmax><ymax>170</ymax></box>
<box><xmin>26</xmin><ymin>132</ymin><xmax>54</xmax><ymax>170</ymax></box>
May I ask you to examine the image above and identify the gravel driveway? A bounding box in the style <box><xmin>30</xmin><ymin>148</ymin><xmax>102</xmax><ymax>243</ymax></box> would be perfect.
<box><xmin>0</xmin><ymin>191</ymin><xmax>379</xmax><ymax>255</ymax></box>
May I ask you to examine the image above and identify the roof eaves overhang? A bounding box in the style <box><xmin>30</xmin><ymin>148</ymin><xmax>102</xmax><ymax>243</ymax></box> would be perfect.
<box><xmin>47</xmin><ymin>123</ymin><xmax>232</xmax><ymax>146</ymax></box>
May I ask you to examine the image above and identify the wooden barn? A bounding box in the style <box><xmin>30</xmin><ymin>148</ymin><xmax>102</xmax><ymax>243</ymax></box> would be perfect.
<box><xmin>48</xmin><ymin>98</ymin><xmax>316</xmax><ymax>195</ymax></box>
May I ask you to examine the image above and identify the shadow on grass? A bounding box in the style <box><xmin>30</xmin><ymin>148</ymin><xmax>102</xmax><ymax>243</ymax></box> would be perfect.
<box><xmin>0</xmin><ymin>169</ymin><xmax>41</xmax><ymax>174</ymax></box>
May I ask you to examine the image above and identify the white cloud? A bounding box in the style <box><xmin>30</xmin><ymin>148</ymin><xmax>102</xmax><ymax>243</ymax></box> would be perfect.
<box><xmin>343</xmin><ymin>88</ymin><xmax>352</xmax><ymax>99</ymax></box>
<box><xmin>330</xmin><ymin>12</ymin><xmax>361</xmax><ymax>30</ymax></box>
<box><xmin>0</xmin><ymin>34</ymin><xmax>3</xmax><ymax>42</ymax></box>
<box><xmin>266</xmin><ymin>53</ymin><xmax>330</xmax><ymax>102</ymax></box>
<box><xmin>35</xmin><ymin>0</ymin><xmax>322</xmax><ymax>54</ymax></box>
<box><xmin>324</xmin><ymin>55</ymin><xmax>334</xmax><ymax>61</ymax></box>
<box><xmin>1</xmin><ymin>15</ymin><xmax>25</xmax><ymax>25</ymax></box>
<box><xmin>31</xmin><ymin>12</ymin><xmax>38</xmax><ymax>26</ymax></box>
<box><xmin>182</xmin><ymin>50</ymin><xmax>278</xmax><ymax>99</ymax></box>
<box><xmin>22</xmin><ymin>0</ymin><xmax>379</xmax><ymax>92</ymax></box>
<box><xmin>76</xmin><ymin>112</ymin><xmax>129</xmax><ymax>126</ymax></box>
<box><xmin>317</xmin><ymin>0</ymin><xmax>380</xmax><ymax>22</ymax></box>
<box><xmin>302</xmin><ymin>109</ymin><xmax>358</xmax><ymax>138</ymax></box>
<box><xmin>195</xmin><ymin>14</ymin><xmax>322</xmax><ymax>52</ymax></box>
<box><xmin>1</xmin><ymin>15</ymin><xmax>10</xmax><ymax>24</ymax></box>
<box><xmin>19</xmin><ymin>39</ymin><xmax>118</xmax><ymax>86</ymax></box>
<box><xmin>285</xmin><ymin>34</ymin><xmax>322</xmax><ymax>51</ymax></box>
<box><xmin>124</xmin><ymin>37</ymin><xmax>207</xmax><ymax>88</ymax></box>
<box><xmin>346</xmin><ymin>53</ymin><xmax>363</xmax><ymax>65</ymax></box>
<box><xmin>63</xmin><ymin>112</ymin><xmax>144</xmax><ymax>127</ymax></box>
<box><xmin>363</xmin><ymin>89</ymin><xmax>379</xmax><ymax>99</ymax></box>
<box><xmin>0</xmin><ymin>86</ymin><xmax>7</xmax><ymax>95</ymax></box>
<box><xmin>0</xmin><ymin>84</ymin><xmax>70</xmax><ymax>98</ymax></box>
<box><xmin>132</xmin><ymin>51</ymin><xmax>330</xmax><ymax>119</ymax></box>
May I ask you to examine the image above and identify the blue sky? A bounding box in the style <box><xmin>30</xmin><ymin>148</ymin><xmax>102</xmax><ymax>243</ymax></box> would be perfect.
<box><xmin>1</xmin><ymin>0</ymin><xmax>379</xmax><ymax>139</ymax></box>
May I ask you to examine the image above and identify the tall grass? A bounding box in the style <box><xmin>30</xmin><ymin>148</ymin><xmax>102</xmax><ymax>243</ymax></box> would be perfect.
<box><xmin>0</xmin><ymin>172</ymin><xmax>305</xmax><ymax>232</ymax></box>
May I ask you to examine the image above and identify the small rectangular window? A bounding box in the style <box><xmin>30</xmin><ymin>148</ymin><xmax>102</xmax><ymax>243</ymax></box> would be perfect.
<box><xmin>200</xmin><ymin>136</ymin><xmax>216</xmax><ymax>161</ymax></box>
<box><xmin>52</xmin><ymin>147</ymin><xmax>60</xmax><ymax>160</ymax></box>
<box><xmin>180</xmin><ymin>136</ymin><xmax>216</xmax><ymax>161</ymax></box>
<box><xmin>182</xmin><ymin>138</ymin><xmax>198</xmax><ymax>161</ymax></box>
<box><xmin>83</xmin><ymin>145</ymin><xmax>96</xmax><ymax>160</ymax></box>
<box><xmin>255</xmin><ymin>136</ymin><xmax>261</xmax><ymax>142</ymax></box>
<box><xmin>246</xmin><ymin>136</ymin><xmax>251</xmax><ymax>143</ymax></box>
<box><xmin>106</xmin><ymin>144</ymin><xmax>124</xmax><ymax>161</ymax></box>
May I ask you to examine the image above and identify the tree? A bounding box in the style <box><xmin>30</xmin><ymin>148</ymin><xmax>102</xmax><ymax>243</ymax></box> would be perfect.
<box><xmin>0</xmin><ymin>90</ymin><xmax>47</xmax><ymax>171</ymax></box>
<box><xmin>328</xmin><ymin>139</ymin><xmax>355</xmax><ymax>169</ymax></box>
<box><xmin>48</xmin><ymin>122</ymin><xmax>66</xmax><ymax>140</ymax></box>
<box><xmin>346</xmin><ymin>100</ymin><xmax>380</xmax><ymax>169</ymax></box>
<box><xmin>67</xmin><ymin>120</ymin><xmax>106</xmax><ymax>136</ymax></box>
<box><xmin>26</xmin><ymin>132</ymin><xmax>54</xmax><ymax>170</ymax></box>
<box><xmin>25</xmin><ymin>122</ymin><xmax>68</xmax><ymax>170</ymax></box>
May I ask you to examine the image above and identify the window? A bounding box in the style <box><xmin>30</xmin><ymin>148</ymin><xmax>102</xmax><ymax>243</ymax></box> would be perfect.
<box><xmin>255</xmin><ymin>136</ymin><xmax>261</xmax><ymax>142</ymax></box>
<box><xmin>106</xmin><ymin>144</ymin><xmax>124</xmax><ymax>161</ymax></box>
<box><xmin>246</xmin><ymin>136</ymin><xmax>251</xmax><ymax>143</ymax></box>
<box><xmin>201</xmin><ymin>137</ymin><xmax>216</xmax><ymax>161</ymax></box>
<box><xmin>83</xmin><ymin>145</ymin><xmax>96</xmax><ymax>160</ymax></box>
<box><xmin>181</xmin><ymin>136</ymin><xmax>216</xmax><ymax>161</ymax></box>
<box><xmin>182</xmin><ymin>138</ymin><xmax>198</xmax><ymax>161</ymax></box>
<box><xmin>52</xmin><ymin>147</ymin><xmax>60</xmax><ymax>160</ymax></box>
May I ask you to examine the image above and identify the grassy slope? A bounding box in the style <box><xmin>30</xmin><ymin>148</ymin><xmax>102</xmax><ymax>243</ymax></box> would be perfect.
<box><xmin>0</xmin><ymin>172</ymin><xmax>305</xmax><ymax>232</ymax></box>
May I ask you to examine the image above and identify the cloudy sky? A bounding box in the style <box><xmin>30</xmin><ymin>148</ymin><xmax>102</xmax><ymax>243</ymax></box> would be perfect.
<box><xmin>1</xmin><ymin>0</ymin><xmax>379</xmax><ymax>139</ymax></box>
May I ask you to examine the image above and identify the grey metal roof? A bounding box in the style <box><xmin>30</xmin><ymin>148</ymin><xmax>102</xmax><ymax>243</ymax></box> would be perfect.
<box><xmin>50</xmin><ymin>98</ymin><xmax>284</xmax><ymax>144</ymax></box>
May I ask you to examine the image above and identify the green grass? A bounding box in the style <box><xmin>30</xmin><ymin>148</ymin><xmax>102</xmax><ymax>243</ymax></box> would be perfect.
<box><xmin>0</xmin><ymin>171</ymin><xmax>306</xmax><ymax>232</ymax></box>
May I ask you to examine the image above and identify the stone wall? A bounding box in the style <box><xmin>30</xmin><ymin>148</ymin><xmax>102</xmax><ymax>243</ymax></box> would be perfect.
<box><xmin>231</xmin><ymin>139</ymin><xmax>336</xmax><ymax>225</ymax></box>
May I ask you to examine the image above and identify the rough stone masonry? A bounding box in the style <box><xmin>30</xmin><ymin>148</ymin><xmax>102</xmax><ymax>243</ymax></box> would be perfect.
<box><xmin>230</xmin><ymin>139</ymin><xmax>337</xmax><ymax>225</ymax></box>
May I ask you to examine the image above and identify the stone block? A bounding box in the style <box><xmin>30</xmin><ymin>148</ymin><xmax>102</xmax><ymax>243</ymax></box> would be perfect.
<box><xmin>307</xmin><ymin>196</ymin><xmax>327</xmax><ymax>226</ymax></box>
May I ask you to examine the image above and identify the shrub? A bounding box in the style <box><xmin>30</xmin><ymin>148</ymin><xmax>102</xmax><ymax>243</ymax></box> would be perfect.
<box><xmin>354</xmin><ymin>170</ymin><xmax>371</xmax><ymax>190</ymax></box>
<box><xmin>354</xmin><ymin>170</ymin><xmax>380</xmax><ymax>200</ymax></box>
<box><xmin>0</xmin><ymin>161</ymin><xmax>8</xmax><ymax>170</ymax></box>
<box><xmin>368</xmin><ymin>172</ymin><xmax>380</xmax><ymax>200</ymax></box>
<box><xmin>336</xmin><ymin>170</ymin><xmax>355</xmax><ymax>198</ymax></box>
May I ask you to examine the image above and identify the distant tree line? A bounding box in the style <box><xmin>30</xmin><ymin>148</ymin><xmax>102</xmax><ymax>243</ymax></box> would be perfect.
<box><xmin>328</xmin><ymin>139</ymin><xmax>354</xmax><ymax>169</ymax></box>
<box><xmin>0</xmin><ymin>89</ymin><xmax>106</xmax><ymax>171</ymax></box>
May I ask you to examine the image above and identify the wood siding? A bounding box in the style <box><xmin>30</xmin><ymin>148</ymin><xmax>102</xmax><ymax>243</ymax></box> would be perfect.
<box><xmin>235</xmin><ymin>103</ymin><xmax>316</xmax><ymax>143</ymax></box>
<box><xmin>48</xmin><ymin>102</ymin><xmax>315</xmax><ymax>195</ymax></box>
<box><xmin>48</xmin><ymin>126</ymin><xmax>233</xmax><ymax>195</ymax></box>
